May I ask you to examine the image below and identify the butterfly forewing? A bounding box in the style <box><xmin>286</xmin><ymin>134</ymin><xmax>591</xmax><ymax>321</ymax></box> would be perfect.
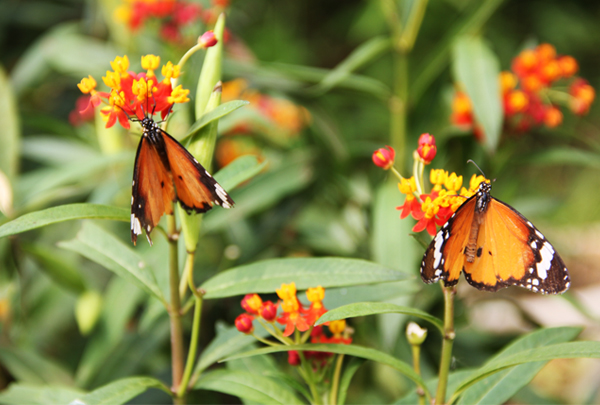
<box><xmin>421</xmin><ymin>197</ymin><xmax>476</xmax><ymax>286</ymax></box>
<box><xmin>161</xmin><ymin>129</ymin><xmax>234</xmax><ymax>213</ymax></box>
<box><xmin>131</xmin><ymin>135</ymin><xmax>176</xmax><ymax>245</ymax></box>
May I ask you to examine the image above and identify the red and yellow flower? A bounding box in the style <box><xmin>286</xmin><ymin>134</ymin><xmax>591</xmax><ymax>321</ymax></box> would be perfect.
<box><xmin>76</xmin><ymin>54</ymin><xmax>190</xmax><ymax>129</ymax></box>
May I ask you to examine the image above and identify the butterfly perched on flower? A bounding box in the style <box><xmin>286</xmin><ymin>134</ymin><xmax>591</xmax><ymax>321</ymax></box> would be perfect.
<box><xmin>130</xmin><ymin>115</ymin><xmax>234</xmax><ymax>245</ymax></box>
<box><xmin>77</xmin><ymin>55</ymin><xmax>234</xmax><ymax>245</ymax></box>
<box><xmin>420</xmin><ymin>180</ymin><xmax>570</xmax><ymax>294</ymax></box>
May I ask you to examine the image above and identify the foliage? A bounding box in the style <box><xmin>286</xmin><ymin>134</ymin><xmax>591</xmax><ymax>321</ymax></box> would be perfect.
<box><xmin>1</xmin><ymin>0</ymin><xmax>600</xmax><ymax>404</ymax></box>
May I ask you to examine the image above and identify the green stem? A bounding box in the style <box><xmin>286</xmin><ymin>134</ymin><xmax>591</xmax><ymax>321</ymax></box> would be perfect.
<box><xmin>298</xmin><ymin>351</ymin><xmax>321</xmax><ymax>405</ymax></box>
<box><xmin>436</xmin><ymin>284</ymin><xmax>456</xmax><ymax>404</ymax></box>
<box><xmin>411</xmin><ymin>344</ymin><xmax>425</xmax><ymax>405</ymax></box>
<box><xmin>179</xmin><ymin>251</ymin><xmax>195</xmax><ymax>299</ymax></box>
<box><xmin>390</xmin><ymin>52</ymin><xmax>408</xmax><ymax>169</ymax></box>
<box><xmin>177</xmin><ymin>292</ymin><xmax>203</xmax><ymax>398</ymax></box>
<box><xmin>167</xmin><ymin>214</ymin><xmax>185</xmax><ymax>398</ymax></box>
<box><xmin>329</xmin><ymin>354</ymin><xmax>344</xmax><ymax>405</ymax></box>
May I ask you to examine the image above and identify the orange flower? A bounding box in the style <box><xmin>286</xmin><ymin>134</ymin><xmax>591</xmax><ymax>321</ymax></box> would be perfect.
<box><xmin>416</xmin><ymin>133</ymin><xmax>436</xmax><ymax>164</ymax></box>
<box><xmin>241</xmin><ymin>293</ymin><xmax>263</xmax><ymax>315</ymax></box>
<box><xmin>451</xmin><ymin>91</ymin><xmax>473</xmax><ymax>127</ymax></box>
<box><xmin>235</xmin><ymin>313</ymin><xmax>254</xmax><ymax>334</ymax></box>
<box><xmin>504</xmin><ymin>90</ymin><xmax>529</xmax><ymax>116</ymax></box>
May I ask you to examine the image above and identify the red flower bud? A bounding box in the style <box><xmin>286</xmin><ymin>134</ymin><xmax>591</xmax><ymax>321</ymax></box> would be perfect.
<box><xmin>198</xmin><ymin>30</ymin><xmax>218</xmax><ymax>48</ymax></box>
<box><xmin>416</xmin><ymin>133</ymin><xmax>437</xmax><ymax>164</ymax></box>
<box><xmin>235</xmin><ymin>313</ymin><xmax>254</xmax><ymax>334</ymax></box>
<box><xmin>372</xmin><ymin>146</ymin><xmax>395</xmax><ymax>170</ymax></box>
<box><xmin>241</xmin><ymin>293</ymin><xmax>262</xmax><ymax>314</ymax></box>
<box><xmin>260</xmin><ymin>301</ymin><xmax>278</xmax><ymax>322</ymax></box>
<box><xmin>288</xmin><ymin>350</ymin><xmax>300</xmax><ymax>366</ymax></box>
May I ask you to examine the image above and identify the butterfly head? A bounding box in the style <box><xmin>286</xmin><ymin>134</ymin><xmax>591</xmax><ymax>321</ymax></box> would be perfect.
<box><xmin>475</xmin><ymin>180</ymin><xmax>492</xmax><ymax>213</ymax></box>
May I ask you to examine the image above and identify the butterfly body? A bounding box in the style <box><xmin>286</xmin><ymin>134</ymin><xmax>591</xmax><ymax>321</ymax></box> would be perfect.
<box><xmin>420</xmin><ymin>181</ymin><xmax>570</xmax><ymax>294</ymax></box>
<box><xmin>130</xmin><ymin>117</ymin><xmax>234</xmax><ymax>245</ymax></box>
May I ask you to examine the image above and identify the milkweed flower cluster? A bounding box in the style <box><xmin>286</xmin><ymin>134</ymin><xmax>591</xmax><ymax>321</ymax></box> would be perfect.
<box><xmin>235</xmin><ymin>283</ymin><xmax>329</xmax><ymax>337</ymax></box>
<box><xmin>114</xmin><ymin>0</ymin><xmax>224</xmax><ymax>44</ymax></box>
<box><xmin>372</xmin><ymin>134</ymin><xmax>488</xmax><ymax>236</ymax></box>
<box><xmin>76</xmin><ymin>54</ymin><xmax>192</xmax><ymax>129</ymax></box>
<box><xmin>451</xmin><ymin>43</ymin><xmax>595</xmax><ymax>137</ymax></box>
<box><xmin>235</xmin><ymin>283</ymin><xmax>353</xmax><ymax>367</ymax></box>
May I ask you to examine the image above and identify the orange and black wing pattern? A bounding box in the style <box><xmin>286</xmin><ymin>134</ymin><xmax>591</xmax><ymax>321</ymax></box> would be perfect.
<box><xmin>161</xmin><ymin>129</ymin><xmax>234</xmax><ymax>214</ymax></box>
<box><xmin>420</xmin><ymin>181</ymin><xmax>570</xmax><ymax>294</ymax></box>
<box><xmin>131</xmin><ymin>117</ymin><xmax>234</xmax><ymax>245</ymax></box>
<box><xmin>130</xmin><ymin>133</ymin><xmax>176</xmax><ymax>245</ymax></box>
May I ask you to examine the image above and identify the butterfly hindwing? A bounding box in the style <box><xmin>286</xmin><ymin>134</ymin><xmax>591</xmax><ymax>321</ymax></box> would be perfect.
<box><xmin>131</xmin><ymin>135</ymin><xmax>176</xmax><ymax>245</ymax></box>
<box><xmin>160</xmin><ymin>129</ymin><xmax>234</xmax><ymax>213</ymax></box>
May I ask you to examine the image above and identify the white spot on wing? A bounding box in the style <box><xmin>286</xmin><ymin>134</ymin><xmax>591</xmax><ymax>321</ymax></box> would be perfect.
<box><xmin>432</xmin><ymin>231</ymin><xmax>445</xmax><ymax>269</ymax></box>
<box><xmin>536</xmin><ymin>241</ymin><xmax>555</xmax><ymax>280</ymax></box>
<box><xmin>131</xmin><ymin>214</ymin><xmax>142</xmax><ymax>235</ymax></box>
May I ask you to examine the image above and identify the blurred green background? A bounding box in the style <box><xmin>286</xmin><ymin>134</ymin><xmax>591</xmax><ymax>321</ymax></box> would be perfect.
<box><xmin>1</xmin><ymin>0</ymin><xmax>599</xmax><ymax>403</ymax></box>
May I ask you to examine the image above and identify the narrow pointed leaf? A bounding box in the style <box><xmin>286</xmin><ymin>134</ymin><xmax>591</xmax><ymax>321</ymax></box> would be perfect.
<box><xmin>194</xmin><ymin>370</ymin><xmax>303</xmax><ymax>404</ymax></box>
<box><xmin>455</xmin><ymin>341</ymin><xmax>600</xmax><ymax>395</ymax></box>
<box><xmin>452</xmin><ymin>36</ymin><xmax>503</xmax><ymax>153</ymax></box>
<box><xmin>315</xmin><ymin>302</ymin><xmax>443</xmax><ymax>334</ymax></box>
<box><xmin>182</xmin><ymin>100</ymin><xmax>249</xmax><ymax>143</ymax></box>
<box><xmin>222</xmin><ymin>344</ymin><xmax>428</xmax><ymax>393</ymax></box>
<box><xmin>201</xmin><ymin>257</ymin><xmax>411</xmax><ymax>299</ymax></box>
<box><xmin>58</xmin><ymin>222</ymin><xmax>165</xmax><ymax>304</ymax></box>
<box><xmin>76</xmin><ymin>377</ymin><xmax>170</xmax><ymax>405</ymax></box>
<box><xmin>0</xmin><ymin>204</ymin><xmax>129</xmax><ymax>239</ymax></box>
<box><xmin>0</xmin><ymin>384</ymin><xmax>84</xmax><ymax>405</ymax></box>
<box><xmin>213</xmin><ymin>155</ymin><xmax>267</xmax><ymax>191</ymax></box>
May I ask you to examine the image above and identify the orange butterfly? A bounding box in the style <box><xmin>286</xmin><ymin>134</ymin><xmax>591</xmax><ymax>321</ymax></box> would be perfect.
<box><xmin>420</xmin><ymin>180</ymin><xmax>570</xmax><ymax>294</ymax></box>
<box><xmin>130</xmin><ymin>117</ymin><xmax>234</xmax><ymax>245</ymax></box>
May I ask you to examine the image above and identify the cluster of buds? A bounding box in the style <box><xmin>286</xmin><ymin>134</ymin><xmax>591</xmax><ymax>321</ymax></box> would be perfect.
<box><xmin>235</xmin><ymin>282</ymin><xmax>329</xmax><ymax>337</ymax></box>
<box><xmin>216</xmin><ymin>79</ymin><xmax>311</xmax><ymax>167</ymax></box>
<box><xmin>114</xmin><ymin>0</ymin><xmax>226</xmax><ymax>44</ymax></box>
<box><xmin>76</xmin><ymin>54</ymin><xmax>191</xmax><ymax>129</ymax></box>
<box><xmin>373</xmin><ymin>133</ymin><xmax>488</xmax><ymax>236</ymax></box>
<box><xmin>451</xmin><ymin>43</ymin><xmax>595</xmax><ymax>137</ymax></box>
<box><xmin>372</xmin><ymin>133</ymin><xmax>437</xmax><ymax>172</ymax></box>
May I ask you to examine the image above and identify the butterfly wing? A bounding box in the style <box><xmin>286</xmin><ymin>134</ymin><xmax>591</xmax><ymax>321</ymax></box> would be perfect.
<box><xmin>160</xmin><ymin>129</ymin><xmax>234</xmax><ymax>213</ymax></box>
<box><xmin>420</xmin><ymin>196</ymin><xmax>477</xmax><ymax>286</ymax></box>
<box><xmin>463</xmin><ymin>198</ymin><xmax>570</xmax><ymax>294</ymax></box>
<box><xmin>131</xmin><ymin>135</ymin><xmax>176</xmax><ymax>245</ymax></box>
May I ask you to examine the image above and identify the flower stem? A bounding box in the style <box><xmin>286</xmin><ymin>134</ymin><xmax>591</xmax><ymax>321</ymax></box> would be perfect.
<box><xmin>411</xmin><ymin>344</ymin><xmax>425</xmax><ymax>405</ymax></box>
<box><xmin>167</xmin><ymin>214</ymin><xmax>185</xmax><ymax>398</ymax></box>
<box><xmin>177</xmin><ymin>292</ymin><xmax>203</xmax><ymax>398</ymax></box>
<box><xmin>436</xmin><ymin>283</ymin><xmax>456</xmax><ymax>404</ymax></box>
<box><xmin>329</xmin><ymin>354</ymin><xmax>345</xmax><ymax>405</ymax></box>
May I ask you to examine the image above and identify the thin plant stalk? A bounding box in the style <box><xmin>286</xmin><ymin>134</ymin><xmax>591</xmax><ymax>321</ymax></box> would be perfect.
<box><xmin>329</xmin><ymin>354</ymin><xmax>345</xmax><ymax>405</ymax></box>
<box><xmin>435</xmin><ymin>284</ymin><xmax>456</xmax><ymax>404</ymax></box>
<box><xmin>167</xmin><ymin>214</ymin><xmax>185</xmax><ymax>400</ymax></box>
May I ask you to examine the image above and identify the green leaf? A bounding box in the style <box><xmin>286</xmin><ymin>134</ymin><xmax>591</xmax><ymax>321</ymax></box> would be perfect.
<box><xmin>0</xmin><ymin>348</ymin><xmax>74</xmax><ymax>386</ymax></box>
<box><xmin>411</xmin><ymin>0</ymin><xmax>506</xmax><ymax>102</ymax></box>
<box><xmin>202</xmin><ymin>151</ymin><xmax>313</xmax><ymax>233</ymax></box>
<box><xmin>58</xmin><ymin>222</ymin><xmax>165</xmax><ymax>304</ymax></box>
<box><xmin>456</xmin><ymin>327</ymin><xmax>582</xmax><ymax>404</ymax></box>
<box><xmin>371</xmin><ymin>181</ymin><xmax>420</xmax><ymax>271</ymax></box>
<box><xmin>313</xmin><ymin>36</ymin><xmax>391</xmax><ymax>93</ymax></box>
<box><xmin>223</xmin><ymin>344</ymin><xmax>427</xmax><ymax>392</ymax></box>
<box><xmin>0</xmin><ymin>65</ymin><xmax>20</xmax><ymax>184</ymax></box>
<box><xmin>201</xmin><ymin>257</ymin><xmax>411</xmax><ymax>299</ymax></box>
<box><xmin>452</xmin><ymin>36</ymin><xmax>503</xmax><ymax>153</ymax></box>
<box><xmin>455</xmin><ymin>341</ymin><xmax>600</xmax><ymax>396</ymax></box>
<box><xmin>338</xmin><ymin>357</ymin><xmax>365</xmax><ymax>405</ymax></box>
<box><xmin>322</xmin><ymin>281</ymin><xmax>419</xmax><ymax>309</ymax></box>
<box><xmin>76</xmin><ymin>377</ymin><xmax>170</xmax><ymax>405</ymax></box>
<box><xmin>195</xmin><ymin>14</ymin><xmax>225</xmax><ymax>117</ymax></box>
<box><xmin>182</xmin><ymin>100</ymin><xmax>249</xmax><ymax>144</ymax></box>
<box><xmin>21</xmin><ymin>242</ymin><xmax>86</xmax><ymax>293</ymax></box>
<box><xmin>0</xmin><ymin>384</ymin><xmax>84</xmax><ymax>405</ymax></box>
<box><xmin>194</xmin><ymin>370</ymin><xmax>304</xmax><ymax>404</ymax></box>
<box><xmin>316</xmin><ymin>302</ymin><xmax>443</xmax><ymax>334</ymax></box>
<box><xmin>214</xmin><ymin>155</ymin><xmax>267</xmax><ymax>192</ymax></box>
<box><xmin>0</xmin><ymin>204</ymin><xmax>129</xmax><ymax>239</ymax></box>
<box><xmin>194</xmin><ymin>323</ymin><xmax>271</xmax><ymax>376</ymax></box>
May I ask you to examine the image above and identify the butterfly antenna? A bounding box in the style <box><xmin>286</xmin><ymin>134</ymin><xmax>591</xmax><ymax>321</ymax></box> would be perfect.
<box><xmin>466</xmin><ymin>159</ymin><xmax>486</xmax><ymax>177</ymax></box>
